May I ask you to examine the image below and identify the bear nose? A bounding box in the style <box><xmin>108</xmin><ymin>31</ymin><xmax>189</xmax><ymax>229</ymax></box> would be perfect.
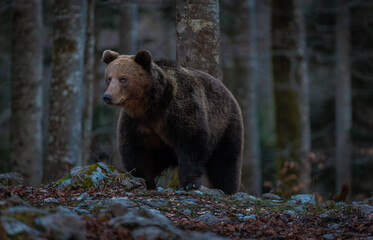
<box><xmin>103</xmin><ymin>94</ymin><xmax>113</xmax><ymax>105</ymax></box>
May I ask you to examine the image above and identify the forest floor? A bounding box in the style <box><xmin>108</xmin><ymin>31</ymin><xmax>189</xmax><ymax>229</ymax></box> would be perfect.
<box><xmin>0</xmin><ymin>164</ymin><xmax>372</xmax><ymax>240</ymax></box>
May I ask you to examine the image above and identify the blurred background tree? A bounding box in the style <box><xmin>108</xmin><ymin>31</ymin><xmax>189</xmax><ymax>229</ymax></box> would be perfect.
<box><xmin>0</xmin><ymin>0</ymin><xmax>372</xmax><ymax>200</ymax></box>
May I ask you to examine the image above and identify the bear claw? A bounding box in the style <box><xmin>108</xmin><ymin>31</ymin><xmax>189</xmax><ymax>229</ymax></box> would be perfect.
<box><xmin>185</xmin><ymin>182</ymin><xmax>201</xmax><ymax>191</ymax></box>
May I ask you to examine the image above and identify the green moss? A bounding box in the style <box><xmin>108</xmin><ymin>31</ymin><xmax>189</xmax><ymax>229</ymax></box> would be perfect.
<box><xmin>167</xmin><ymin>168</ymin><xmax>179</xmax><ymax>189</ymax></box>
<box><xmin>56</xmin><ymin>174</ymin><xmax>71</xmax><ymax>185</ymax></box>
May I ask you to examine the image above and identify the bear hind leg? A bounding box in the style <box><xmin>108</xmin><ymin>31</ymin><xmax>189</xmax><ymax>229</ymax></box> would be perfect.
<box><xmin>206</xmin><ymin>119</ymin><xmax>243</xmax><ymax>194</ymax></box>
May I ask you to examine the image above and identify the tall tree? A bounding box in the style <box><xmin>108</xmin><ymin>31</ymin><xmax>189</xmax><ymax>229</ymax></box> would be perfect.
<box><xmin>335</xmin><ymin>0</ymin><xmax>351</xmax><ymax>192</ymax></box>
<box><xmin>271</xmin><ymin>0</ymin><xmax>311</xmax><ymax>195</ymax></box>
<box><xmin>82</xmin><ymin>0</ymin><xmax>96</xmax><ymax>166</ymax></box>
<box><xmin>221</xmin><ymin>0</ymin><xmax>261</xmax><ymax>193</ymax></box>
<box><xmin>176</xmin><ymin>0</ymin><xmax>221</xmax><ymax>79</ymax></box>
<box><xmin>44</xmin><ymin>0</ymin><xmax>87</xmax><ymax>180</ymax></box>
<box><xmin>10</xmin><ymin>0</ymin><xmax>43</xmax><ymax>185</ymax></box>
<box><xmin>256</xmin><ymin>0</ymin><xmax>276</xmax><ymax>149</ymax></box>
<box><xmin>119</xmin><ymin>0</ymin><xmax>138</xmax><ymax>54</ymax></box>
<box><xmin>174</xmin><ymin>0</ymin><xmax>221</xmax><ymax>187</ymax></box>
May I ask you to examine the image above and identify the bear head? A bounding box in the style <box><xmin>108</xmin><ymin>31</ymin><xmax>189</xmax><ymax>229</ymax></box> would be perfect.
<box><xmin>101</xmin><ymin>49</ymin><xmax>155</xmax><ymax>117</ymax></box>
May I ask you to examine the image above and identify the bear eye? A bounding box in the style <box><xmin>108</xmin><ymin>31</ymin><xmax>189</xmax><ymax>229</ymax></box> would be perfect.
<box><xmin>119</xmin><ymin>77</ymin><xmax>127</xmax><ymax>83</ymax></box>
<box><xmin>107</xmin><ymin>77</ymin><xmax>112</xmax><ymax>83</ymax></box>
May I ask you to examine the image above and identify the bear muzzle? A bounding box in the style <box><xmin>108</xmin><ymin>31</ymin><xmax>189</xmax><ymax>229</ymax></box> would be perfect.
<box><xmin>103</xmin><ymin>94</ymin><xmax>113</xmax><ymax>105</ymax></box>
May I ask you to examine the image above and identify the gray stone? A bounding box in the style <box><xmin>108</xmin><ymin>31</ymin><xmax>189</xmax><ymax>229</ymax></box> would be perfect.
<box><xmin>283</xmin><ymin>210</ymin><xmax>297</xmax><ymax>216</ymax></box>
<box><xmin>73</xmin><ymin>208</ymin><xmax>91</xmax><ymax>215</ymax></box>
<box><xmin>197</xmin><ymin>186</ymin><xmax>224</xmax><ymax>197</ymax></box>
<box><xmin>323</xmin><ymin>233</ymin><xmax>335</xmax><ymax>239</ymax></box>
<box><xmin>183</xmin><ymin>209</ymin><xmax>192</xmax><ymax>215</ymax></box>
<box><xmin>188</xmin><ymin>231</ymin><xmax>228</xmax><ymax>240</ymax></box>
<box><xmin>1</xmin><ymin>194</ymin><xmax>30</xmax><ymax>207</ymax></box>
<box><xmin>132</xmin><ymin>226</ymin><xmax>174</xmax><ymax>240</ymax></box>
<box><xmin>36</xmin><ymin>208</ymin><xmax>86</xmax><ymax>240</ymax></box>
<box><xmin>90</xmin><ymin>167</ymin><xmax>107</xmax><ymax>188</ymax></box>
<box><xmin>44</xmin><ymin>198</ymin><xmax>59</xmax><ymax>203</ymax></box>
<box><xmin>294</xmin><ymin>206</ymin><xmax>305</xmax><ymax>213</ymax></box>
<box><xmin>0</xmin><ymin>172</ymin><xmax>25</xmax><ymax>186</ymax></box>
<box><xmin>233</xmin><ymin>192</ymin><xmax>260</xmax><ymax>201</ymax></box>
<box><xmin>261</xmin><ymin>193</ymin><xmax>281</xmax><ymax>200</ymax></box>
<box><xmin>319</xmin><ymin>210</ymin><xmax>334</xmax><ymax>218</ymax></box>
<box><xmin>70</xmin><ymin>166</ymin><xmax>87</xmax><ymax>176</ymax></box>
<box><xmin>291</xmin><ymin>194</ymin><xmax>316</xmax><ymax>205</ymax></box>
<box><xmin>104</xmin><ymin>197</ymin><xmax>138</xmax><ymax>216</ymax></box>
<box><xmin>76</xmin><ymin>192</ymin><xmax>89</xmax><ymax>201</ymax></box>
<box><xmin>184</xmin><ymin>198</ymin><xmax>198</xmax><ymax>205</ymax></box>
<box><xmin>58</xmin><ymin>179</ymin><xmax>71</xmax><ymax>189</ymax></box>
<box><xmin>0</xmin><ymin>216</ymin><xmax>41</xmax><ymax>238</ymax></box>
<box><xmin>109</xmin><ymin>208</ymin><xmax>183</xmax><ymax>238</ymax></box>
<box><xmin>195</xmin><ymin>213</ymin><xmax>229</xmax><ymax>225</ymax></box>
<box><xmin>243</xmin><ymin>214</ymin><xmax>257</xmax><ymax>221</ymax></box>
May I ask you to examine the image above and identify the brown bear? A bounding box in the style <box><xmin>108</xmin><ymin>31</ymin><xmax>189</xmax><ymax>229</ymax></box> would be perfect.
<box><xmin>102</xmin><ymin>49</ymin><xmax>243</xmax><ymax>194</ymax></box>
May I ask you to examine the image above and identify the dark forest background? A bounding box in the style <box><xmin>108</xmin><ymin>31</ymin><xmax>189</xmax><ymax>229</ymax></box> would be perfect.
<box><xmin>0</xmin><ymin>0</ymin><xmax>372</xmax><ymax>201</ymax></box>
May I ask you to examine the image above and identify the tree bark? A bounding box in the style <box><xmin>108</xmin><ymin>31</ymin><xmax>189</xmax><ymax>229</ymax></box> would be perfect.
<box><xmin>10</xmin><ymin>0</ymin><xmax>43</xmax><ymax>186</ymax></box>
<box><xmin>119</xmin><ymin>0</ymin><xmax>138</xmax><ymax>55</ymax></box>
<box><xmin>256</xmin><ymin>0</ymin><xmax>276</xmax><ymax>148</ymax></box>
<box><xmin>335</xmin><ymin>0</ymin><xmax>351</xmax><ymax>192</ymax></box>
<box><xmin>221</xmin><ymin>0</ymin><xmax>261</xmax><ymax>193</ymax></box>
<box><xmin>44</xmin><ymin>0</ymin><xmax>87</xmax><ymax>180</ymax></box>
<box><xmin>176</xmin><ymin>0</ymin><xmax>221</xmax><ymax>79</ymax></box>
<box><xmin>272</xmin><ymin>0</ymin><xmax>311</xmax><ymax>195</ymax></box>
<box><xmin>82</xmin><ymin>0</ymin><xmax>96</xmax><ymax>166</ymax></box>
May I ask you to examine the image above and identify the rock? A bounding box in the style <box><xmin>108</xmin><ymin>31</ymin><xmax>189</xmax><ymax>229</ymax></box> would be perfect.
<box><xmin>76</xmin><ymin>192</ymin><xmax>89</xmax><ymax>201</ymax></box>
<box><xmin>191</xmin><ymin>190</ymin><xmax>204</xmax><ymax>196</ymax></box>
<box><xmin>132</xmin><ymin>226</ymin><xmax>174</xmax><ymax>240</ymax></box>
<box><xmin>261</xmin><ymin>193</ymin><xmax>282</xmax><ymax>200</ymax></box>
<box><xmin>283</xmin><ymin>210</ymin><xmax>297</xmax><ymax>216</ymax></box>
<box><xmin>195</xmin><ymin>213</ymin><xmax>229</xmax><ymax>225</ymax></box>
<box><xmin>291</xmin><ymin>194</ymin><xmax>316</xmax><ymax>205</ymax></box>
<box><xmin>0</xmin><ymin>216</ymin><xmax>41</xmax><ymax>239</ymax></box>
<box><xmin>36</xmin><ymin>207</ymin><xmax>86</xmax><ymax>240</ymax></box>
<box><xmin>184</xmin><ymin>198</ymin><xmax>197</xmax><ymax>205</ymax></box>
<box><xmin>242</xmin><ymin>214</ymin><xmax>257</xmax><ymax>221</ymax></box>
<box><xmin>109</xmin><ymin>208</ymin><xmax>184</xmax><ymax>239</ymax></box>
<box><xmin>44</xmin><ymin>198</ymin><xmax>59</xmax><ymax>203</ymax></box>
<box><xmin>351</xmin><ymin>203</ymin><xmax>373</xmax><ymax>216</ymax></box>
<box><xmin>0</xmin><ymin>195</ymin><xmax>30</xmax><ymax>208</ymax></box>
<box><xmin>319</xmin><ymin>210</ymin><xmax>334</xmax><ymax>218</ymax></box>
<box><xmin>0</xmin><ymin>172</ymin><xmax>25</xmax><ymax>186</ymax></box>
<box><xmin>104</xmin><ymin>197</ymin><xmax>138</xmax><ymax>216</ymax></box>
<box><xmin>196</xmin><ymin>186</ymin><xmax>224</xmax><ymax>197</ymax></box>
<box><xmin>58</xmin><ymin>179</ymin><xmax>71</xmax><ymax>189</ymax></box>
<box><xmin>188</xmin><ymin>231</ymin><xmax>228</xmax><ymax>240</ymax></box>
<box><xmin>232</xmin><ymin>192</ymin><xmax>260</xmax><ymax>201</ymax></box>
<box><xmin>183</xmin><ymin>209</ymin><xmax>192</xmax><ymax>215</ymax></box>
<box><xmin>143</xmin><ymin>199</ymin><xmax>169</xmax><ymax>208</ymax></box>
<box><xmin>323</xmin><ymin>233</ymin><xmax>336</xmax><ymax>239</ymax></box>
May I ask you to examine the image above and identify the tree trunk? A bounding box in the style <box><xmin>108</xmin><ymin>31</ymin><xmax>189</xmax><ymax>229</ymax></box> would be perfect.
<box><xmin>271</xmin><ymin>0</ymin><xmax>311</xmax><ymax>195</ymax></box>
<box><xmin>335</xmin><ymin>0</ymin><xmax>351</xmax><ymax>192</ymax></box>
<box><xmin>176</xmin><ymin>0</ymin><xmax>221</xmax><ymax>79</ymax></box>
<box><xmin>82</xmin><ymin>0</ymin><xmax>96</xmax><ymax>166</ymax></box>
<box><xmin>44</xmin><ymin>0</ymin><xmax>87</xmax><ymax>180</ymax></box>
<box><xmin>256</xmin><ymin>0</ymin><xmax>276</xmax><ymax>148</ymax></box>
<box><xmin>119</xmin><ymin>0</ymin><xmax>138</xmax><ymax>54</ymax></box>
<box><xmin>222</xmin><ymin>0</ymin><xmax>261</xmax><ymax>193</ymax></box>
<box><xmin>10</xmin><ymin>0</ymin><xmax>43</xmax><ymax>186</ymax></box>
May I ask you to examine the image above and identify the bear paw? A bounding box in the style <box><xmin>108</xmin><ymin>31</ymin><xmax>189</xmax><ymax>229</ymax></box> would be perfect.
<box><xmin>184</xmin><ymin>182</ymin><xmax>201</xmax><ymax>191</ymax></box>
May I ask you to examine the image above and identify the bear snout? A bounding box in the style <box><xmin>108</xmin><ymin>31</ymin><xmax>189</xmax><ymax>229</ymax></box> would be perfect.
<box><xmin>103</xmin><ymin>94</ymin><xmax>113</xmax><ymax>105</ymax></box>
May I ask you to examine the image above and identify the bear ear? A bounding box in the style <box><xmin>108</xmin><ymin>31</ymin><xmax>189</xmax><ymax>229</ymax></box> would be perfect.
<box><xmin>101</xmin><ymin>50</ymin><xmax>119</xmax><ymax>64</ymax></box>
<box><xmin>134</xmin><ymin>49</ymin><xmax>152</xmax><ymax>71</ymax></box>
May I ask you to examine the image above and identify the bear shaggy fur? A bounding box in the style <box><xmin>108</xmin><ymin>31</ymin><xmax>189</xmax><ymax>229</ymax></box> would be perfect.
<box><xmin>102</xmin><ymin>49</ymin><xmax>243</xmax><ymax>194</ymax></box>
